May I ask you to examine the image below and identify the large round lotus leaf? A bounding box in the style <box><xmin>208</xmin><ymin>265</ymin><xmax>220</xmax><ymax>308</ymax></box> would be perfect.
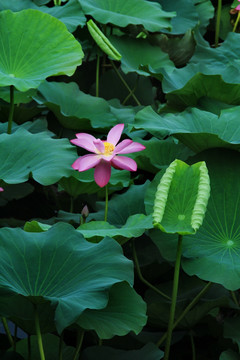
<box><xmin>35</xmin><ymin>81</ymin><xmax>118</xmax><ymax>131</ymax></box>
<box><xmin>0</xmin><ymin>9</ymin><xmax>83</xmax><ymax>91</ymax></box>
<box><xmin>0</xmin><ymin>223</ymin><xmax>133</xmax><ymax>333</ymax></box>
<box><xmin>0</xmin><ymin>128</ymin><xmax>77</xmax><ymax>185</ymax></box>
<box><xmin>77</xmin><ymin>282</ymin><xmax>147</xmax><ymax>339</ymax></box>
<box><xmin>134</xmin><ymin>106</ymin><xmax>240</xmax><ymax>152</ymax></box>
<box><xmin>0</xmin><ymin>0</ymin><xmax>86</xmax><ymax>32</ymax></box>
<box><xmin>78</xmin><ymin>0</ymin><xmax>175</xmax><ymax>32</ymax></box>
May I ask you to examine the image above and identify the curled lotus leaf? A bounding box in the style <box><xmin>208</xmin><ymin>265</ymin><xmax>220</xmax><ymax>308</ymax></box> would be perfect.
<box><xmin>153</xmin><ymin>159</ymin><xmax>210</xmax><ymax>235</ymax></box>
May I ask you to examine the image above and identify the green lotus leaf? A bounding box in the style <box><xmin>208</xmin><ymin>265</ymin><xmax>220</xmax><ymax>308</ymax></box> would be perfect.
<box><xmin>0</xmin><ymin>128</ymin><xmax>76</xmax><ymax>185</ymax></box>
<box><xmin>223</xmin><ymin>317</ymin><xmax>240</xmax><ymax>352</ymax></box>
<box><xmin>132</xmin><ymin>137</ymin><xmax>193</xmax><ymax>171</ymax></box>
<box><xmin>134</xmin><ymin>106</ymin><xmax>240</xmax><ymax>152</ymax></box>
<box><xmin>151</xmin><ymin>149</ymin><xmax>240</xmax><ymax>290</ymax></box>
<box><xmin>0</xmin><ymin>223</ymin><xmax>133</xmax><ymax>333</ymax></box>
<box><xmin>59</xmin><ymin>168</ymin><xmax>131</xmax><ymax>197</ymax></box>
<box><xmin>77</xmin><ymin>282</ymin><xmax>147</xmax><ymax>339</ymax></box>
<box><xmin>87</xmin><ymin>20</ymin><xmax>121</xmax><ymax>61</ymax></box>
<box><xmin>78</xmin><ymin>0</ymin><xmax>175</xmax><ymax>32</ymax></box>
<box><xmin>109</xmin><ymin>35</ymin><xmax>174</xmax><ymax>76</ymax></box>
<box><xmin>181</xmin><ymin>149</ymin><xmax>240</xmax><ymax>290</ymax></box>
<box><xmin>158</xmin><ymin>0</ymin><xmax>214</xmax><ymax>35</ymax></box>
<box><xmin>147</xmin><ymin>30</ymin><xmax>196</xmax><ymax>69</ymax></box>
<box><xmin>153</xmin><ymin>159</ymin><xmax>210</xmax><ymax>235</ymax></box>
<box><xmin>35</xmin><ymin>81</ymin><xmax>118</xmax><ymax>131</ymax></box>
<box><xmin>165</xmin><ymin>75</ymin><xmax>240</xmax><ymax>111</ymax></box>
<box><xmin>13</xmin><ymin>334</ymin><xmax>75</xmax><ymax>360</ymax></box>
<box><xmin>0</xmin><ymin>0</ymin><xmax>86</xmax><ymax>32</ymax></box>
<box><xmin>0</xmin><ymin>9</ymin><xmax>83</xmax><ymax>91</ymax></box>
<box><xmin>161</xmin><ymin>33</ymin><xmax>240</xmax><ymax>95</ymax></box>
<box><xmin>88</xmin><ymin>182</ymin><xmax>150</xmax><ymax>225</ymax></box>
<box><xmin>81</xmin><ymin>343</ymin><xmax>164</xmax><ymax>360</ymax></box>
<box><xmin>220</xmin><ymin>350</ymin><xmax>240</xmax><ymax>360</ymax></box>
<box><xmin>77</xmin><ymin>214</ymin><xmax>153</xmax><ymax>244</ymax></box>
<box><xmin>24</xmin><ymin>221</ymin><xmax>51</xmax><ymax>233</ymax></box>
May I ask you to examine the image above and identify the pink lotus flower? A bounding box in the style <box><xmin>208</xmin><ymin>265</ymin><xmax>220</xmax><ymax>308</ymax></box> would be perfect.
<box><xmin>0</xmin><ymin>188</ymin><xmax>3</xmax><ymax>192</ymax></box>
<box><xmin>70</xmin><ymin>124</ymin><xmax>145</xmax><ymax>187</ymax></box>
<box><xmin>236</xmin><ymin>0</ymin><xmax>240</xmax><ymax>10</ymax></box>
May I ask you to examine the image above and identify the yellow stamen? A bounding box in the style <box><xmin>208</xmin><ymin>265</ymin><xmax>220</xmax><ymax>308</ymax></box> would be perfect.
<box><xmin>103</xmin><ymin>142</ymin><xmax>115</xmax><ymax>155</ymax></box>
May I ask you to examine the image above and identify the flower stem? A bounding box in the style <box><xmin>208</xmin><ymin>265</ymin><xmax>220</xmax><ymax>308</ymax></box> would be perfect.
<box><xmin>34</xmin><ymin>307</ymin><xmax>45</xmax><ymax>360</ymax></box>
<box><xmin>110</xmin><ymin>60</ymin><xmax>141</xmax><ymax>106</ymax></box>
<box><xmin>96</xmin><ymin>54</ymin><xmax>100</xmax><ymax>97</ymax></box>
<box><xmin>233</xmin><ymin>11</ymin><xmax>240</xmax><ymax>33</ymax></box>
<box><xmin>163</xmin><ymin>234</ymin><xmax>183</xmax><ymax>360</ymax></box>
<box><xmin>104</xmin><ymin>185</ymin><xmax>108</xmax><ymax>222</ymax></box>
<box><xmin>73</xmin><ymin>329</ymin><xmax>84</xmax><ymax>360</ymax></box>
<box><xmin>59</xmin><ymin>333</ymin><xmax>63</xmax><ymax>360</ymax></box>
<box><xmin>215</xmin><ymin>0</ymin><xmax>222</xmax><ymax>47</ymax></box>
<box><xmin>7</xmin><ymin>85</ymin><xmax>15</xmax><ymax>135</ymax></box>
<box><xmin>190</xmin><ymin>331</ymin><xmax>196</xmax><ymax>360</ymax></box>
<box><xmin>132</xmin><ymin>241</ymin><xmax>171</xmax><ymax>301</ymax></box>
<box><xmin>70</xmin><ymin>196</ymin><xmax>74</xmax><ymax>213</ymax></box>
<box><xmin>157</xmin><ymin>281</ymin><xmax>212</xmax><ymax>347</ymax></box>
<box><xmin>1</xmin><ymin>317</ymin><xmax>14</xmax><ymax>347</ymax></box>
<box><xmin>28</xmin><ymin>334</ymin><xmax>31</xmax><ymax>360</ymax></box>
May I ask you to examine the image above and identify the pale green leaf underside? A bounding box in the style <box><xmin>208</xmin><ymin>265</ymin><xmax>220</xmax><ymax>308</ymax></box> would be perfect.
<box><xmin>0</xmin><ymin>9</ymin><xmax>83</xmax><ymax>91</ymax></box>
<box><xmin>77</xmin><ymin>282</ymin><xmax>147</xmax><ymax>339</ymax></box>
<box><xmin>0</xmin><ymin>128</ymin><xmax>77</xmax><ymax>185</ymax></box>
<box><xmin>135</xmin><ymin>106</ymin><xmax>240</xmax><ymax>152</ymax></box>
<box><xmin>153</xmin><ymin>160</ymin><xmax>210</xmax><ymax>235</ymax></box>
<box><xmin>78</xmin><ymin>0</ymin><xmax>175</xmax><ymax>32</ymax></box>
<box><xmin>35</xmin><ymin>81</ymin><xmax>118</xmax><ymax>131</ymax></box>
<box><xmin>0</xmin><ymin>223</ymin><xmax>133</xmax><ymax>332</ymax></box>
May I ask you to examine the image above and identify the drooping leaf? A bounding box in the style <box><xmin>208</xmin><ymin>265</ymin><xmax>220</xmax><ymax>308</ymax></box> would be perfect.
<box><xmin>0</xmin><ymin>223</ymin><xmax>133</xmax><ymax>333</ymax></box>
<box><xmin>78</xmin><ymin>0</ymin><xmax>175</xmax><ymax>32</ymax></box>
<box><xmin>0</xmin><ymin>9</ymin><xmax>83</xmax><ymax>91</ymax></box>
<box><xmin>77</xmin><ymin>282</ymin><xmax>147</xmax><ymax>339</ymax></box>
<box><xmin>0</xmin><ymin>128</ymin><xmax>76</xmax><ymax>185</ymax></box>
<box><xmin>153</xmin><ymin>159</ymin><xmax>210</xmax><ymax>235</ymax></box>
<box><xmin>35</xmin><ymin>81</ymin><xmax>118</xmax><ymax>131</ymax></box>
